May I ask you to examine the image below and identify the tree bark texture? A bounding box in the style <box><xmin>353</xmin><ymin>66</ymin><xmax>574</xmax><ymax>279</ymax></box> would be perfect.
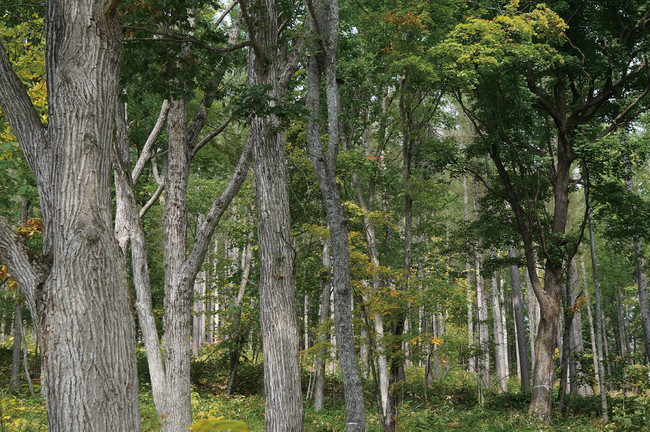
<box><xmin>0</xmin><ymin>2</ymin><xmax>142</xmax><ymax>430</ymax></box>
<box><xmin>244</xmin><ymin>2</ymin><xmax>304</xmax><ymax>425</ymax></box>
<box><xmin>304</xmin><ymin>0</ymin><xmax>366</xmax><ymax>428</ymax></box>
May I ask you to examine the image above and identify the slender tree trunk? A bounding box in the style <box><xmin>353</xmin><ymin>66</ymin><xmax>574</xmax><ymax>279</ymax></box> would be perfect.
<box><xmin>588</xmin><ymin>207</ymin><xmax>609</xmax><ymax>422</ymax></box>
<box><xmin>303</xmin><ymin>1</ymin><xmax>366</xmax><ymax>428</ymax></box>
<box><xmin>558</xmin><ymin>262</ymin><xmax>576</xmax><ymax>413</ymax></box>
<box><xmin>509</xmin><ymin>246</ymin><xmax>530</xmax><ymax>391</ymax></box>
<box><xmin>9</xmin><ymin>301</ymin><xmax>22</xmax><ymax>393</ymax></box>
<box><xmin>527</xmin><ymin>272</ymin><xmax>538</xmax><ymax>369</ymax></box>
<box><xmin>580</xmin><ymin>258</ymin><xmax>600</xmax><ymax>391</ymax></box>
<box><xmin>625</xmin><ymin>177</ymin><xmax>650</xmax><ymax>363</ymax></box>
<box><xmin>491</xmin><ymin>268</ymin><xmax>508</xmax><ymax>393</ymax></box>
<box><xmin>464</xmin><ymin>177</ymin><xmax>476</xmax><ymax>373</ymax></box>
<box><xmin>314</xmin><ymin>241</ymin><xmax>332</xmax><ymax>411</ymax></box>
<box><xmin>476</xmin><ymin>252</ymin><xmax>490</xmax><ymax>390</ymax></box>
<box><xmin>228</xmin><ymin>230</ymin><xmax>254</xmax><ymax>395</ymax></box>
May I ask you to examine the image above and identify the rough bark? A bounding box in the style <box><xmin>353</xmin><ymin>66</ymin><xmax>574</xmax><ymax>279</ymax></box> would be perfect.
<box><xmin>304</xmin><ymin>1</ymin><xmax>366</xmax><ymax>428</ymax></box>
<box><xmin>0</xmin><ymin>2</ymin><xmax>142</xmax><ymax>429</ymax></box>
<box><xmin>509</xmin><ymin>246</ymin><xmax>530</xmax><ymax>391</ymax></box>
<box><xmin>113</xmin><ymin>92</ymin><xmax>253</xmax><ymax>430</ymax></box>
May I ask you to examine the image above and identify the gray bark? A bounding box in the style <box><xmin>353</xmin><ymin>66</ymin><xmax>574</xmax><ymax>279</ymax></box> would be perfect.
<box><xmin>242</xmin><ymin>1</ymin><xmax>305</xmax><ymax>427</ymax></box>
<box><xmin>475</xmin><ymin>252</ymin><xmax>490</xmax><ymax>390</ymax></box>
<box><xmin>304</xmin><ymin>0</ymin><xmax>366</xmax><ymax>428</ymax></box>
<box><xmin>580</xmin><ymin>258</ymin><xmax>600</xmax><ymax>391</ymax></box>
<box><xmin>227</xmin><ymin>229</ymin><xmax>254</xmax><ymax>395</ymax></box>
<box><xmin>491</xmin><ymin>268</ymin><xmax>508</xmax><ymax>393</ymax></box>
<box><xmin>113</xmin><ymin>92</ymin><xmax>252</xmax><ymax>431</ymax></box>
<box><xmin>588</xmin><ymin>208</ymin><xmax>609</xmax><ymax>422</ymax></box>
<box><xmin>314</xmin><ymin>241</ymin><xmax>332</xmax><ymax>411</ymax></box>
<box><xmin>0</xmin><ymin>2</ymin><xmax>142</xmax><ymax>430</ymax></box>
<box><xmin>9</xmin><ymin>302</ymin><xmax>22</xmax><ymax>393</ymax></box>
<box><xmin>509</xmin><ymin>246</ymin><xmax>530</xmax><ymax>391</ymax></box>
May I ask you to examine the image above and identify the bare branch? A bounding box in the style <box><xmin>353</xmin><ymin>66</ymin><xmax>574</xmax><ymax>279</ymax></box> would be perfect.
<box><xmin>191</xmin><ymin>114</ymin><xmax>234</xmax><ymax>159</ymax></box>
<box><xmin>132</xmin><ymin>100</ymin><xmax>170</xmax><ymax>185</ymax></box>
<box><xmin>139</xmin><ymin>183</ymin><xmax>165</xmax><ymax>219</ymax></box>
<box><xmin>181</xmin><ymin>138</ymin><xmax>253</xmax><ymax>285</ymax></box>
<box><xmin>122</xmin><ymin>26</ymin><xmax>250</xmax><ymax>53</ymax></box>
<box><xmin>215</xmin><ymin>0</ymin><xmax>238</xmax><ymax>28</ymax></box>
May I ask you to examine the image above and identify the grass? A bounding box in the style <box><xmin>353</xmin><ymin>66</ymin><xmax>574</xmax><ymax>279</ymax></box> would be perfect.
<box><xmin>0</xmin><ymin>340</ymin><xmax>648</xmax><ymax>431</ymax></box>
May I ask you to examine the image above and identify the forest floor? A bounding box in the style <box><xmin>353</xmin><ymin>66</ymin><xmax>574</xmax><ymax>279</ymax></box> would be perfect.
<box><xmin>0</xmin><ymin>342</ymin><xmax>646</xmax><ymax>431</ymax></box>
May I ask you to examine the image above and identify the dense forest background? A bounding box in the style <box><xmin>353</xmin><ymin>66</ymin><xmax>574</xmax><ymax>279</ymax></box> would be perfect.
<box><xmin>1</xmin><ymin>0</ymin><xmax>650</xmax><ymax>431</ymax></box>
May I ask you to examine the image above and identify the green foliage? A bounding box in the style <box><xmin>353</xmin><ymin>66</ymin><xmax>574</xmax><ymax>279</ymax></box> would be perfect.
<box><xmin>188</xmin><ymin>418</ymin><xmax>249</xmax><ymax>432</ymax></box>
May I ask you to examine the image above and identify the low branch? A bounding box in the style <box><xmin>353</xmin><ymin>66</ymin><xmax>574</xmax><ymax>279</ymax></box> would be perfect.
<box><xmin>0</xmin><ymin>216</ymin><xmax>49</xmax><ymax>323</ymax></box>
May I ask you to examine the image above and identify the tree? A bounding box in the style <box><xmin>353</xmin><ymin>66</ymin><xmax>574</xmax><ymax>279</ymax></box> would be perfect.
<box><xmin>304</xmin><ymin>0</ymin><xmax>366</xmax><ymax>428</ymax></box>
<box><xmin>240</xmin><ymin>0</ymin><xmax>304</xmax><ymax>429</ymax></box>
<box><xmin>0</xmin><ymin>1</ymin><xmax>141</xmax><ymax>430</ymax></box>
<box><xmin>440</xmin><ymin>0</ymin><xmax>650</xmax><ymax>421</ymax></box>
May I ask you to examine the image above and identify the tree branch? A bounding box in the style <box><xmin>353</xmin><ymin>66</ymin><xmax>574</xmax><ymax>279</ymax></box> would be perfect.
<box><xmin>0</xmin><ymin>39</ymin><xmax>49</xmax><ymax>175</ymax></box>
<box><xmin>0</xmin><ymin>215</ymin><xmax>49</xmax><ymax>323</ymax></box>
<box><xmin>132</xmin><ymin>100</ymin><xmax>170</xmax><ymax>185</ymax></box>
<box><xmin>181</xmin><ymin>137</ymin><xmax>253</xmax><ymax>286</ymax></box>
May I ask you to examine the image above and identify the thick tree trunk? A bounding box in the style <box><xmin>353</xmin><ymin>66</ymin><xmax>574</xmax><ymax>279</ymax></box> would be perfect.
<box><xmin>161</xmin><ymin>98</ymin><xmax>193</xmax><ymax>432</ymax></box>
<box><xmin>528</xmin><ymin>265</ymin><xmax>562</xmax><ymax>422</ymax></box>
<box><xmin>509</xmin><ymin>246</ymin><xmax>530</xmax><ymax>391</ymax></box>
<box><xmin>0</xmin><ymin>2</ymin><xmax>142</xmax><ymax>430</ymax></box>
<box><xmin>242</xmin><ymin>0</ymin><xmax>305</xmax><ymax>428</ymax></box>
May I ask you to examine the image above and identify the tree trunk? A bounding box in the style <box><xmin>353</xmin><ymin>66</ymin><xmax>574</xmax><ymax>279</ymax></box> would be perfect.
<box><xmin>491</xmin><ymin>269</ymin><xmax>508</xmax><ymax>393</ymax></box>
<box><xmin>476</xmin><ymin>252</ymin><xmax>490</xmax><ymax>390</ymax></box>
<box><xmin>587</xmin><ymin>207</ymin><xmax>609</xmax><ymax>422</ymax></box>
<box><xmin>228</xmin><ymin>229</ymin><xmax>254</xmax><ymax>395</ymax></box>
<box><xmin>580</xmin><ymin>258</ymin><xmax>600</xmax><ymax>392</ymax></box>
<box><xmin>463</xmin><ymin>177</ymin><xmax>476</xmax><ymax>373</ymax></box>
<box><xmin>0</xmin><ymin>2</ymin><xmax>142</xmax><ymax>429</ymax></box>
<box><xmin>314</xmin><ymin>241</ymin><xmax>332</xmax><ymax>411</ymax></box>
<box><xmin>9</xmin><ymin>301</ymin><xmax>22</xmax><ymax>393</ymax></box>
<box><xmin>625</xmin><ymin>177</ymin><xmax>650</xmax><ymax>364</ymax></box>
<box><xmin>509</xmin><ymin>246</ymin><xmax>530</xmax><ymax>391</ymax></box>
<box><xmin>304</xmin><ymin>1</ymin><xmax>366</xmax><ymax>428</ymax></box>
<box><xmin>558</xmin><ymin>262</ymin><xmax>576</xmax><ymax>413</ymax></box>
